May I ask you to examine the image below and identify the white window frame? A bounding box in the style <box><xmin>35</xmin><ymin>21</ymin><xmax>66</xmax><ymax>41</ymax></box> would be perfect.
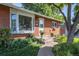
<box><xmin>10</xmin><ymin>10</ymin><xmax>34</xmax><ymax>34</ymax></box>
<box><xmin>10</xmin><ymin>12</ymin><xmax>18</xmax><ymax>34</ymax></box>
<box><xmin>18</xmin><ymin>14</ymin><xmax>34</xmax><ymax>34</ymax></box>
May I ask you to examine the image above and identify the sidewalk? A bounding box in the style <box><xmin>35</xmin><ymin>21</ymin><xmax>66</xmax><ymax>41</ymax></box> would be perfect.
<box><xmin>37</xmin><ymin>37</ymin><xmax>58</xmax><ymax>56</ymax></box>
<box><xmin>37</xmin><ymin>46</ymin><xmax>53</xmax><ymax>56</ymax></box>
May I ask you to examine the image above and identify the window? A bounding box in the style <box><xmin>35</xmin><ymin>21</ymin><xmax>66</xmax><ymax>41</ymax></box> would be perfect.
<box><xmin>10</xmin><ymin>12</ymin><xmax>34</xmax><ymax>34</ymax></box>
<box><xmin>51</xmin><ymin>21</ymin><xmax>57</xmax><ymax>28</ymax></box>
<box><xmin>19</xmin><ymin>15</ymin><xmax>33</xmax><ymax>32</ymax></box>
<box><xmin>39</xmin><ymin>18</ymin><xmax>44</xmax><ymax>31</ymax></box>
<box><xmin>39</xmin><ymin>19</ymin><xmax>44</xmax><ymax>28</ymax></box>
<box><xmin>11</xmin><ymin>14</ymin><xmax>17</xmax><ymax>33</ymax></box>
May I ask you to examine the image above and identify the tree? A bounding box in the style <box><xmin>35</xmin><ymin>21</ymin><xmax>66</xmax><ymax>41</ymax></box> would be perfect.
<box><xmin>52</xmin><ymin>3</ymin><xmax>79</xmax><ymax>44</ymax></box>
<box><xmin>22</xmin><ymin>3</ymin><xmax>63</xmax><ymax>21</ymax></box>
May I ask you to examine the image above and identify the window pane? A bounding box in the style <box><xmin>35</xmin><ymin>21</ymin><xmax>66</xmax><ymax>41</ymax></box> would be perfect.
<box><xmin>51</xmin><ymin>22</ymin><xmax>57</xmax><ymax>28</ymax></box>
<box><xmin>19</xmin><ymin>15</ymin><xmax>32</xmax><ymax>31</ymax></box>
<box><xmin>11</xmin><ymin>14</ymin><xmax>17</xmax><ymax>32</ymax></box>
<box><xmin>39</xmin><ymin>19</ymin><xmax>44</xmax><ymax>28</ymax></box>
<box><xmin>40</xmin><ymin>24</ymin><xmax>43</xmax><ymax>28</ymax></box>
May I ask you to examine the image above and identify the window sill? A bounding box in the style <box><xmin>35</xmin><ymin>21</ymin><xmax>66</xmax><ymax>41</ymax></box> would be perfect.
<box><xmin>11</xmin><ymin>31</ymin><xmax>34</xmax><ymax>34</ymax></box>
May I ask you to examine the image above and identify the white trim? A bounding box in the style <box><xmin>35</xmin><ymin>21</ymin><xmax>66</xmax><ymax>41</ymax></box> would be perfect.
<box><xmin>39</xmin><ymin>18</ymin><xmax>44</xmax><ymax>32</ymax></box>
<box><xmin>10</xmin><ymin>9</ymin><xmax>17</xmax><ymax>33</ymax></box>
<box><xmin>10</xmin><ymin>8</ymin><xmax>35</xmax><ymax>34</ymax></box>
<box><xmin>16</xmin><ymin>13</ymin><xmax>19</xmax><ymax>33</ymax></box>
<box><xmin>18</xmin><ymin>14</ymin><xmax>34</xmax><ymax>33</ymax></box>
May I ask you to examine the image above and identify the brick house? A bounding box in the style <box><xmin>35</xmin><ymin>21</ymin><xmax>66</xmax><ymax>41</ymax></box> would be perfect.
<box><xmin>0</xmin><ymin>3</ymin><xmax>63</xmax><ymax>39</ymax></box>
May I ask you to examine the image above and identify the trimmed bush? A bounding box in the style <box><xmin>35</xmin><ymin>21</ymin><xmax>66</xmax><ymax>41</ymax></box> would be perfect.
<box><xmin>0</xmin><ymin>28</ymin><xmax>11</xmax><ymax>48</ymax></box>
<box><xmin>0</xmin><ymin>45</ymin><xmax>40</xmax><ymax>56</ymax></box>
<box><xmin>10</xmin><ymin>39</ymin><xmax>28</xmax><ymax>48</ymax></box>
<box><xmin>52</xmin><ymin>43</ymin><xmax>79</xmax><ymax>56</ymax></box>
<box><xmin>0</xmin><ymin>38</ymin><xmax>42</xmax><ymax>56</ymax></box>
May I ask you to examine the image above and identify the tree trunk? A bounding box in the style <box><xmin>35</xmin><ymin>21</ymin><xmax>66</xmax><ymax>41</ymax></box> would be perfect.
<box><xmin>67</xmin><ymin>32</ymin><xmax>74</xmax><ymax>44</ymax></box>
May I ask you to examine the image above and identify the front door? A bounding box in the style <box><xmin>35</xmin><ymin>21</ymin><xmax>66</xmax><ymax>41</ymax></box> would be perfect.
<box><xmin>39</xmin><ymin>18</ymin><xmax>44</xmax><ymax>35</ymax></box>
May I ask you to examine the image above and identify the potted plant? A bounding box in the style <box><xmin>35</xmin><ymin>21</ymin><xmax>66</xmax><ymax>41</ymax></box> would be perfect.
<box><xmin>50</xmin><ymin>33</ymin><xmax>54</xmax><ymax>37</ymax></box>
<box><xmin>40</xmin><ymin>30</ymin><xmax>44</xmax><ymax>41</ymax></box>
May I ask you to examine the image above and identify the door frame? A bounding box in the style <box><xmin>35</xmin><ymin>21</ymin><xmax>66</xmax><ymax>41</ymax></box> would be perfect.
<box><xmin>39</xmin><ymin>18</ymin><xmax>44</xmax><ymax>36</ymax></box>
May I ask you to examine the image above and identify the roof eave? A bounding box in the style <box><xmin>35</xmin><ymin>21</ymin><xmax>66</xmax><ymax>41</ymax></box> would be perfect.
<box><xmin>0</xmin><ymin>3</ymin><xmax>62</xmax><ymax>22</ymax></box>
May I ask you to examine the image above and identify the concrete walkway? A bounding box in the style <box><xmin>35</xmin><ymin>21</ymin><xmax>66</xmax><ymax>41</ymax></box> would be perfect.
<box><xmin>37</xmin><ymin>37</ymin><xmax>58</xmax><ymax>56</ymax></box>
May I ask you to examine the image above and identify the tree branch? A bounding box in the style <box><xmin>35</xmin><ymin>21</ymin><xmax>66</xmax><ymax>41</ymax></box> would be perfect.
<box><xmin>74</xmin><ymin>29</ymin><xmax>79</xmax><ymax>36</ymax></box>
<box><xmin>52</xmin><ymin>3</ymin><xmax>69</xmax><ymax>31</ymax></box>
<box><xmin>73</xmin><ymin>11</ymin><xmax>79</xmax><ymax>23</ymax></box>
<box><xmin>67</xmin><ymin>4</ymin><xmax>71</xmax><ymax>31</ymax></box>
<box><xmin>71</xmin><ymin>10</ymin><xmax>79</xmax><ymax>32</ymax></box>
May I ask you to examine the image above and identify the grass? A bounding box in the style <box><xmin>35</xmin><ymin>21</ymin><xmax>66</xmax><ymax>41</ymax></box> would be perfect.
<box><xmin>0</xmin><ymin>38</ymin><xmax>42</xmax><ymax>56</ymax></box>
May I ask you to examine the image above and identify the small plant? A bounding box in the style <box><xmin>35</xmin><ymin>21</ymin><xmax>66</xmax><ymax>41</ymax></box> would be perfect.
<box><xmin>27</xmin><ymin>33</ymin><xmax>34</xmax><ymax>38</ymax></box>
<box><xmin>40</xmin><ymin>30</ymin><xmax>44</xmax><ymax>39</ymax></box>
<box><xmin>50</xmin><ymin>33</ymin><xmax>54</xmax><ymax>37</ymax></box>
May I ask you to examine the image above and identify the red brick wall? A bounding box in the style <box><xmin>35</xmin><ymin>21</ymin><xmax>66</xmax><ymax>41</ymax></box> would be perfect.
<box><xmin>44</xmin><ymin>19</ymin><xmax>52</xmax><ymax>36</ymax></box>
<box><xmin>11</xmin><ymin>34</ymin><xmax>28</xmax><ymax>39</ymax></box>
<box><xmin>34</xmin><ymin>15</ymin><xmax>61</xmax><ymax>37</ymax></box>
<box><xmin>0</xmin><ymin>5</ymin><xmax>10</xmax><ymax>29</ymax></box>
<box><xmin>33</xmin><ymin>15</ymin><xmax>39</xmax><ymax>36</ymax></box>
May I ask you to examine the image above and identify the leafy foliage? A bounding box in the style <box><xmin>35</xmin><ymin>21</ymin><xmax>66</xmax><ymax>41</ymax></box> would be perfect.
<box><xmin>0</xmin><ymin>28</ymin><xmax>11</xmax><ymax>48</ymax></box>
<box><xmin>56</xmin><ymin>35</ymin><xmax>67</xmax><ymax>43</ymax></box>
<box><xmin>52</xmin><ymin>43</ymin><xmax>79</xmax><ymax>56</ymax></box>
<box><xmin>10</xmin><ymin>39</ymin><xmax>28</xmax><ymax>48</ymax></box>
<box><xmin>0</xmin><ymin>45</ymin><xmax>40</xmax><ymax>56</ymax></box>
<box><xmin>22</xmin><ymin>3</ymin><xmax>63</xmax><ymax>20</ymax></box>
<box><xmin>0</xmin><ymin>38</ymin><xmax>42</xmax><ymax>56</ymax></box>
<box><xmin>56</xmin><ymin>35</ymin><xmax>79</xmax><ymax>44</ymax></box>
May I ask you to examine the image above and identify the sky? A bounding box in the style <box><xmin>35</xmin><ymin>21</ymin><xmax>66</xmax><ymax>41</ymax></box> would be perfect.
<box><xmin>13</xmin><ymin>3</ymin><xmax>75</xmax><ymax>18</ymax></box>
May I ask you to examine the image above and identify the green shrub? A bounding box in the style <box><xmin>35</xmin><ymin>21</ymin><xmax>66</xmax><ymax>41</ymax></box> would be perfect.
<box><xmin>25</xmin><ymin>38</ymin><xmax>34</xmax><ymax>44</ymax></box>
<box><xmin>0</xmin><ymin>44</ymin><xmax>40</xmax><ymax>56</ymax></box>
<box><xmin>0</xmin><ymin>28</ymin><xmax>11</xmax><ymax>48</ymax></box>
<box><xmin>73</xmin><ymin>38</ymin><xmax>79</xmax><ymax>43</ymax></box>
<box><xmin>52</xmin><ymin>43</ymin><xmax>79</xmax><ymax>56</ymax></box>
<box><xmin>56</xmin><ymin>35</ymin><xmax>67</xmax><ymax>43</ymax></box>
<box><xmin>0</xmin><ymin>28</ymin><xmax>10</xmax><ymax>40</ymax></box>
<box><xmin>0</xmin><ymin>38</ymin><xmax>41</xmax><ymax>56</ymax></box>
<box><xmin>10</xmin><ymin>39</ymin><xmax>28</xmax><ymax>48</ymax></box>
<box><xmin>56</xmin><ymin>35</ymin><xmax>79</xmax><ymax>44</ymax></box>
<box><xmin>25</xmin><ymin>38</ymin><xmax>44</xmax><ymax>44</ymax></box>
